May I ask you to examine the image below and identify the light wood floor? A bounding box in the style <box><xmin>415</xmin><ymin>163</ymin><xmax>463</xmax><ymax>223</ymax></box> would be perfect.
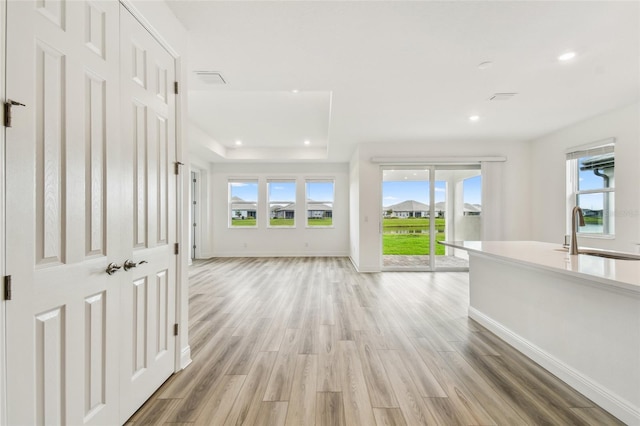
<box><xmin>127</xmin><ymin>257</ymin><xmax>623</xmax><ymax>425</ymax></box>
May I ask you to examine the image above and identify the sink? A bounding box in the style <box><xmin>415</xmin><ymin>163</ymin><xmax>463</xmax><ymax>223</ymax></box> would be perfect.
<box><xmin>555</xmin><ymin>247</ymin><xmax>640</xmax><ymax>260</ymax></box>
<box><xmin>580</xmin><ymin>250</ymin><xmax>640</xmax><ymax>260</ymax></box>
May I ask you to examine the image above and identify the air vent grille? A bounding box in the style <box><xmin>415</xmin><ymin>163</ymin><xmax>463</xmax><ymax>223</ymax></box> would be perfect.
<box><xmin>489</xmin><ymin>93</ymin><xmax>517</xmax><ymax>101</ymax></box>
<box><xmin>194</xmin><ymin>71</ymin><xmax>226</xmax><ymax>85</ymax></box>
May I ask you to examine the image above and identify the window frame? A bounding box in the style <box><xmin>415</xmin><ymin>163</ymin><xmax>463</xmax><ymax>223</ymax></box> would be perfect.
<box><xmin>267</xmin><ymin>179</ymin><xmax>297</xmax><ymax>229</ymax></box>
<box><xmin>228</xmin><ymin>179</ymin><xmax>259</xmax><ymax>229</ymax></box>
<box><xmin>305</xmin><ymin>179</ymin><xmax>335</xmax><ymax>228</ymax></box>
<box><xmin>566</xmin><ymin>140</ymin><xmax>615</xmax><ymax>238</ymax></box>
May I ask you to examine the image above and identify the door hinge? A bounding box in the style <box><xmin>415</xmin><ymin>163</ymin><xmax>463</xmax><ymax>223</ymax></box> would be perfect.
<box><xmin>174</xmin><ymin>243</ymin><xmax>180</xmax><ymax>255</ymax></box>
<box><xmin>4</xmin><ymin>99</ymin><xmax>26</xmax><ymax>127</ymax></box>
<box><xmin>174</xmin><ymin>81</ymin><xmax>179</xmax><ymax>95</ymax></box>
<box><xmin>173</xmin><ymin>323</ymin><xmax>179</xmax><ymax>336</ymax></box>
<box><xmin>4</xmin><ymin>275</ymin><xmax>12</xmax><ymax>301</ymax></box>
<box><xmin>174</xmin><ymin>161</ymin><xmax>184</xmax><ymax>175</ymax></box>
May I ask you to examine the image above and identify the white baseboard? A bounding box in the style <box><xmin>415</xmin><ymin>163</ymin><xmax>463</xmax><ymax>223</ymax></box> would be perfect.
<box><xmin>469</xmin><ymin>307</ymin><xmax>640</xmax><ymax>425</ymax></box>
<box><xmin>180</xmin><ymin>345</ymin><xmax>192</xmax><ymax>370</ymax></box>
<box><xmin>212</xmin><ymin>251</ymin><xmax>350</xmax><ymax>258</ymax></box>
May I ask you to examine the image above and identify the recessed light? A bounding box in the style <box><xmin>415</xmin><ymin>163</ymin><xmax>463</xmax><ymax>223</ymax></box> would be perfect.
<box><xmin>469</xmin><ymin>115</ymin><xmax>480</xmax><ymax>122</ymax></box>
<box><xmin>558</xmin><ymin>51</ymin><xmax>576</xmax><ymax>62</ymax></box>
<box><xmin>292</xmin><ymin>89</ymin><xmax>299</xmax><ymax>93</ymax></box>
<box><xmin>304</xmin><ymin>140</ymin><xmax>310</xmax><ymax>145</ymax></box>
<box><xmin>235</xmin><ymin>140</ymin><xmax>242</xmax><ymax>146</ymax></box>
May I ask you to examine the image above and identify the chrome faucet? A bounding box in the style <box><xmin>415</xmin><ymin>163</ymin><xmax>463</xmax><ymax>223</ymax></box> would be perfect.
<box><xmin>569</xmin><ymin>206</ymin><xmax>585</xmax><ymax>255</ymax></box>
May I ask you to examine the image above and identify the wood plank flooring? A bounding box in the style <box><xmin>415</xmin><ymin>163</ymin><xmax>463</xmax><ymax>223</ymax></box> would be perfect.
<box><xmin>127</xmin><ymin>257</ymin><xmax>623</xmax><ymax>425</ymax></box>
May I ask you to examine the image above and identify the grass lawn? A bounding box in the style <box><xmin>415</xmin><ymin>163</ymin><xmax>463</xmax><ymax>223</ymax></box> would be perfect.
<box><xmin>231</xmin><ymin>218</ymin><xmax>256</xmax><ymax>227</ymax></box>
<box><xmin>269</xmin><ymin>218</ymin><xmax>295</xmax><ymax>227</ymax></box>
<box><xmin>383</xmin><ymin>217</ymin><xmax>446</xmax><ymax>255</ymax></box>
<box><xmin>383</xmin><ymin>232</ymin><xmax>445</xmax><ymax>255</ymax></box>
<box><xmin>584</xmin><ymin>216</ymin><xmax>602</xmax><ymax>225</ymax></box>
<box><xmin>383</xmin><ymin>217</ymin><xmax>445</xmax><ymax>232</ymax></box>
<box><xmin>307</xmin><ymin>218</ymin><xmax>333</xmax><ymax>227</ymax></box>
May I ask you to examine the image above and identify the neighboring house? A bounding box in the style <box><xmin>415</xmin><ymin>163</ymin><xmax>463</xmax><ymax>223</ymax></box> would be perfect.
<box><xmin>272</xmin><ymin>203</ymin><xmax>295</xmax><ymax>219</ymax></box>
<box><xmin>269</xmin><ymin>202</ymin><xmax>333</xmax><ymax>219</ymax></box>
<box><xmin>463</xmin><ymin>203</ymin><xmax>482</xmax><ymax>216</ymax></box>
<box><xmin>384</xmin><ymin>200</ymin><xmax>482</xmax><ymax>217</ymax></box>
<box><xmin>307</xmin><ymin>202</ymin><xmax>333</xmax><ymax>219</ymax></box>
<box><xmin>385</xmin><ymin>200</ymin><xmax>429</xmax><ymax>218</ymax></box>
<box><xmin>231</xmin><ymin>196</ymin><xmax>257</xmax><ymax>219</ymax></box>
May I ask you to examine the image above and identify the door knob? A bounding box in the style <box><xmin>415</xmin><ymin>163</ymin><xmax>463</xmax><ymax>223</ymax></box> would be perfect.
<box><xmin>123</xmin><ymin>259</ymin><xmax>148</xmax><ymax>271</ymax></box>
<box><xmin>106</xmin><ymin>263</ymin><xmax>122</xmax><ymax>275</ymax></box>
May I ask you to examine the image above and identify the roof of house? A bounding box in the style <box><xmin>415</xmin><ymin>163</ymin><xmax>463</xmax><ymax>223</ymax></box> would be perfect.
<box><xmin>386</xmin><ymin>200</ymin><xmax>482</xmax><ymax>213</ymax></box>
<box><xmin>230</xmin><ymin>197</ymin><xmax>257</xmax><ymax>210</ymax></box>
<box><xmin>270</xmin><ymin>202</ymin><xmax>333</xmax><ymax>212</ymax></box>
<box><xmin>386</xmin><ymin>200</ymin><xmax>429</xmax><ymax>212</ymax></box>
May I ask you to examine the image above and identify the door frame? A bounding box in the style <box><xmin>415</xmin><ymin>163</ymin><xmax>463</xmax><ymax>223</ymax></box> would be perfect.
<box><xmin>190</xmin><ymin>170</ymin><xmax>199</xmax><ymax>263</ymax></box>
<box><xmin>380</xmin><ymin>163</ymin><xmax>484</xmax><ymax>272</ymax></box>
<box><xmin>380</xmin><ymin>165</ymin><xmax>436</xmax><ymax>272</ymax></box>
<box><xmin>1</xmin><ymin>0</ymin><xmax>7</xmax><ymax>423</ymax></box>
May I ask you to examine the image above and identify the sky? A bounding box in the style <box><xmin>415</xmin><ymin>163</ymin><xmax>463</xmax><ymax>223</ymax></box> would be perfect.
<box><xmin>229</xmin><ymin>181</ymin><xmax>334</xmax><ymax>203</ymax></box>
<box><xmin>577</xmin><ymin>160</ymin><xmax>609</xmax><ymax>210</ymax></box>
<box><xmin>383</xmin><ymin>175</ymin><xmax>482</xmax><ymax>207</ymax></box>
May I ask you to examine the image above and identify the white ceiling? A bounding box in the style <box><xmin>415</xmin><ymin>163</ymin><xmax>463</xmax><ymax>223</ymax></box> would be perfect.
<box><xmin>166</xmin><ymin>0</ymin><xmax>640</xmax><ymax>163</ymax></box>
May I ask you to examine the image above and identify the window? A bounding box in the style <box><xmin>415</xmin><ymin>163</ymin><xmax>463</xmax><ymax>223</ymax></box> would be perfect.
<box><xmin>306</xmin><ymin>180</ymin><xmax>334</xmax><ymax>227</ymax></box>
<box><xmin>462</xmin><ymin>175</ymin><xmax>482</xmax><ymax>216</ymax></box>
<box><xmin>268</xmin><ymin>180</ymin><xmax>296</xmax><ymax>227</ymax></box>
<box><xmin>229</xmin><ymin>180</ymin><xmax>258</xmax><ymax>227</ymax></box>
<box><xmin>567</xmin><ymin>141</ymin><xmax>615</xmax><ymax>236</ymax></box>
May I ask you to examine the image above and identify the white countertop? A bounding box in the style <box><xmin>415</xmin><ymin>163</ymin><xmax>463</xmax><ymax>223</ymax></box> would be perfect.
<box><xmin>442</xmin><ymin>241</ymin><xmax>640</xmax><ymax>293</ymax></box>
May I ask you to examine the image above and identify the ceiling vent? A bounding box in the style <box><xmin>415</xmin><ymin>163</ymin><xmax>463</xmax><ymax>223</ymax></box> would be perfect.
<box><xmin>489</xmin><ymin>93</ymin><xmax>517</xmax><ymax>101</ymax></box>
<box><xmin>194</xmin><ymin>71</ymin><xmax>227</xmax><ymax>85</ymax></box>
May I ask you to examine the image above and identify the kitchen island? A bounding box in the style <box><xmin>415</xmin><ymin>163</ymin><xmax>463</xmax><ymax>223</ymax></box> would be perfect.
<box><xmin>442</xmin><ymin>241</ymin><xmax>640</xmax><ymax>425</ymax></box>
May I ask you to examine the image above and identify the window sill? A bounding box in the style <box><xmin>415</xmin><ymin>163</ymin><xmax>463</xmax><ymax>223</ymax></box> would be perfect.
<box><xmin>578</xmin><ymin>233</ymin><xmax>615</xmax><ymax>240</ymax></box>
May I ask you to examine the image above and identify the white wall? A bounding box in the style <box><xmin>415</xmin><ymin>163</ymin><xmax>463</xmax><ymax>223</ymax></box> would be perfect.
<box><xmin>209</xmin><ymin>163</ymin><xmax>350</xmax><ymax>257</ymax></box>
<box><xmin>350</xmin><ymin>140</ymin><xmax>532</xmax><ymax>272</ymax></box>
<box><xmin>530</xmin><ymin>102</ymin><xmax>640</xmax><ymax>253</ymax></box>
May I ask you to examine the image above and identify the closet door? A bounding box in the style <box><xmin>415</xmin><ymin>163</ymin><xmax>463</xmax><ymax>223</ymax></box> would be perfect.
<box><xmin>4</xmin><ymin>1</ymin><xmax>122</xmax><ymax>424</ymax></box>
<box><xmin>118</xmin><ymin>6</ymin><xmax>178</xmax><ymax>422</ymax></box>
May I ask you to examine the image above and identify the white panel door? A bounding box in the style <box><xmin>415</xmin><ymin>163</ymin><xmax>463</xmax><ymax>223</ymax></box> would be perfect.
<box><xmin>118</xmin><ymin>7</ymin><xmax>177</xmax><ymax>422</ymax></box>
<box><xmin>5</xmin><ymin>1</ymin><xmax>122</xmax><ymax>424</ymax></box>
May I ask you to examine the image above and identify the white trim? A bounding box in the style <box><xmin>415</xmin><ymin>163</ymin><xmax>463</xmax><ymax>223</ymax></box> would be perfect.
<box><xmin>180</xmin><ymin>345</ymin><xmax>192</xmax><ymax>370</ymax></box>
<box><xmin>349</xmin><ymin>257</ymin><xmax>380</xmax><ymax>273</ymax></box>
<box><xmin>469</xmin><ymin>307</ymin><xmax>639</xmax><ymax>425</ymax></box>
<box><xmin>1</xmin><ymin>0</ymin><xmax>7</xmax><ymax>423</ymax></box>
<box><xmin>565</xmin><ymin>137</ymin><xmax>616</xmax><ymax>155</ymax></box>
<box><xmin>370</xmin><ymin>156</ymin><xmax>506</xmax><ymax>164</ymax></box>
<box><xmin>213</xmin><ymin>252</ymin><xmax>350</xmax><ymax>258</ymax></box>
<box><xmin>119</xmin><ymin>0</ymin><xmax>179</xmax><ymax>57</ymax></box>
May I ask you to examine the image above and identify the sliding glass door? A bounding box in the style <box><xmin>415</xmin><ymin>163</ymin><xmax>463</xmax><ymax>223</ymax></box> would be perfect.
<box><xmin>382</xmin><ymin>168</ymin><xmax>432</xmax><ymax>269</ymax></box>
<box><xmin>381</xmin><ymin>165</ymin><xmax>481</xmax><ymax>271</ymax></box>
